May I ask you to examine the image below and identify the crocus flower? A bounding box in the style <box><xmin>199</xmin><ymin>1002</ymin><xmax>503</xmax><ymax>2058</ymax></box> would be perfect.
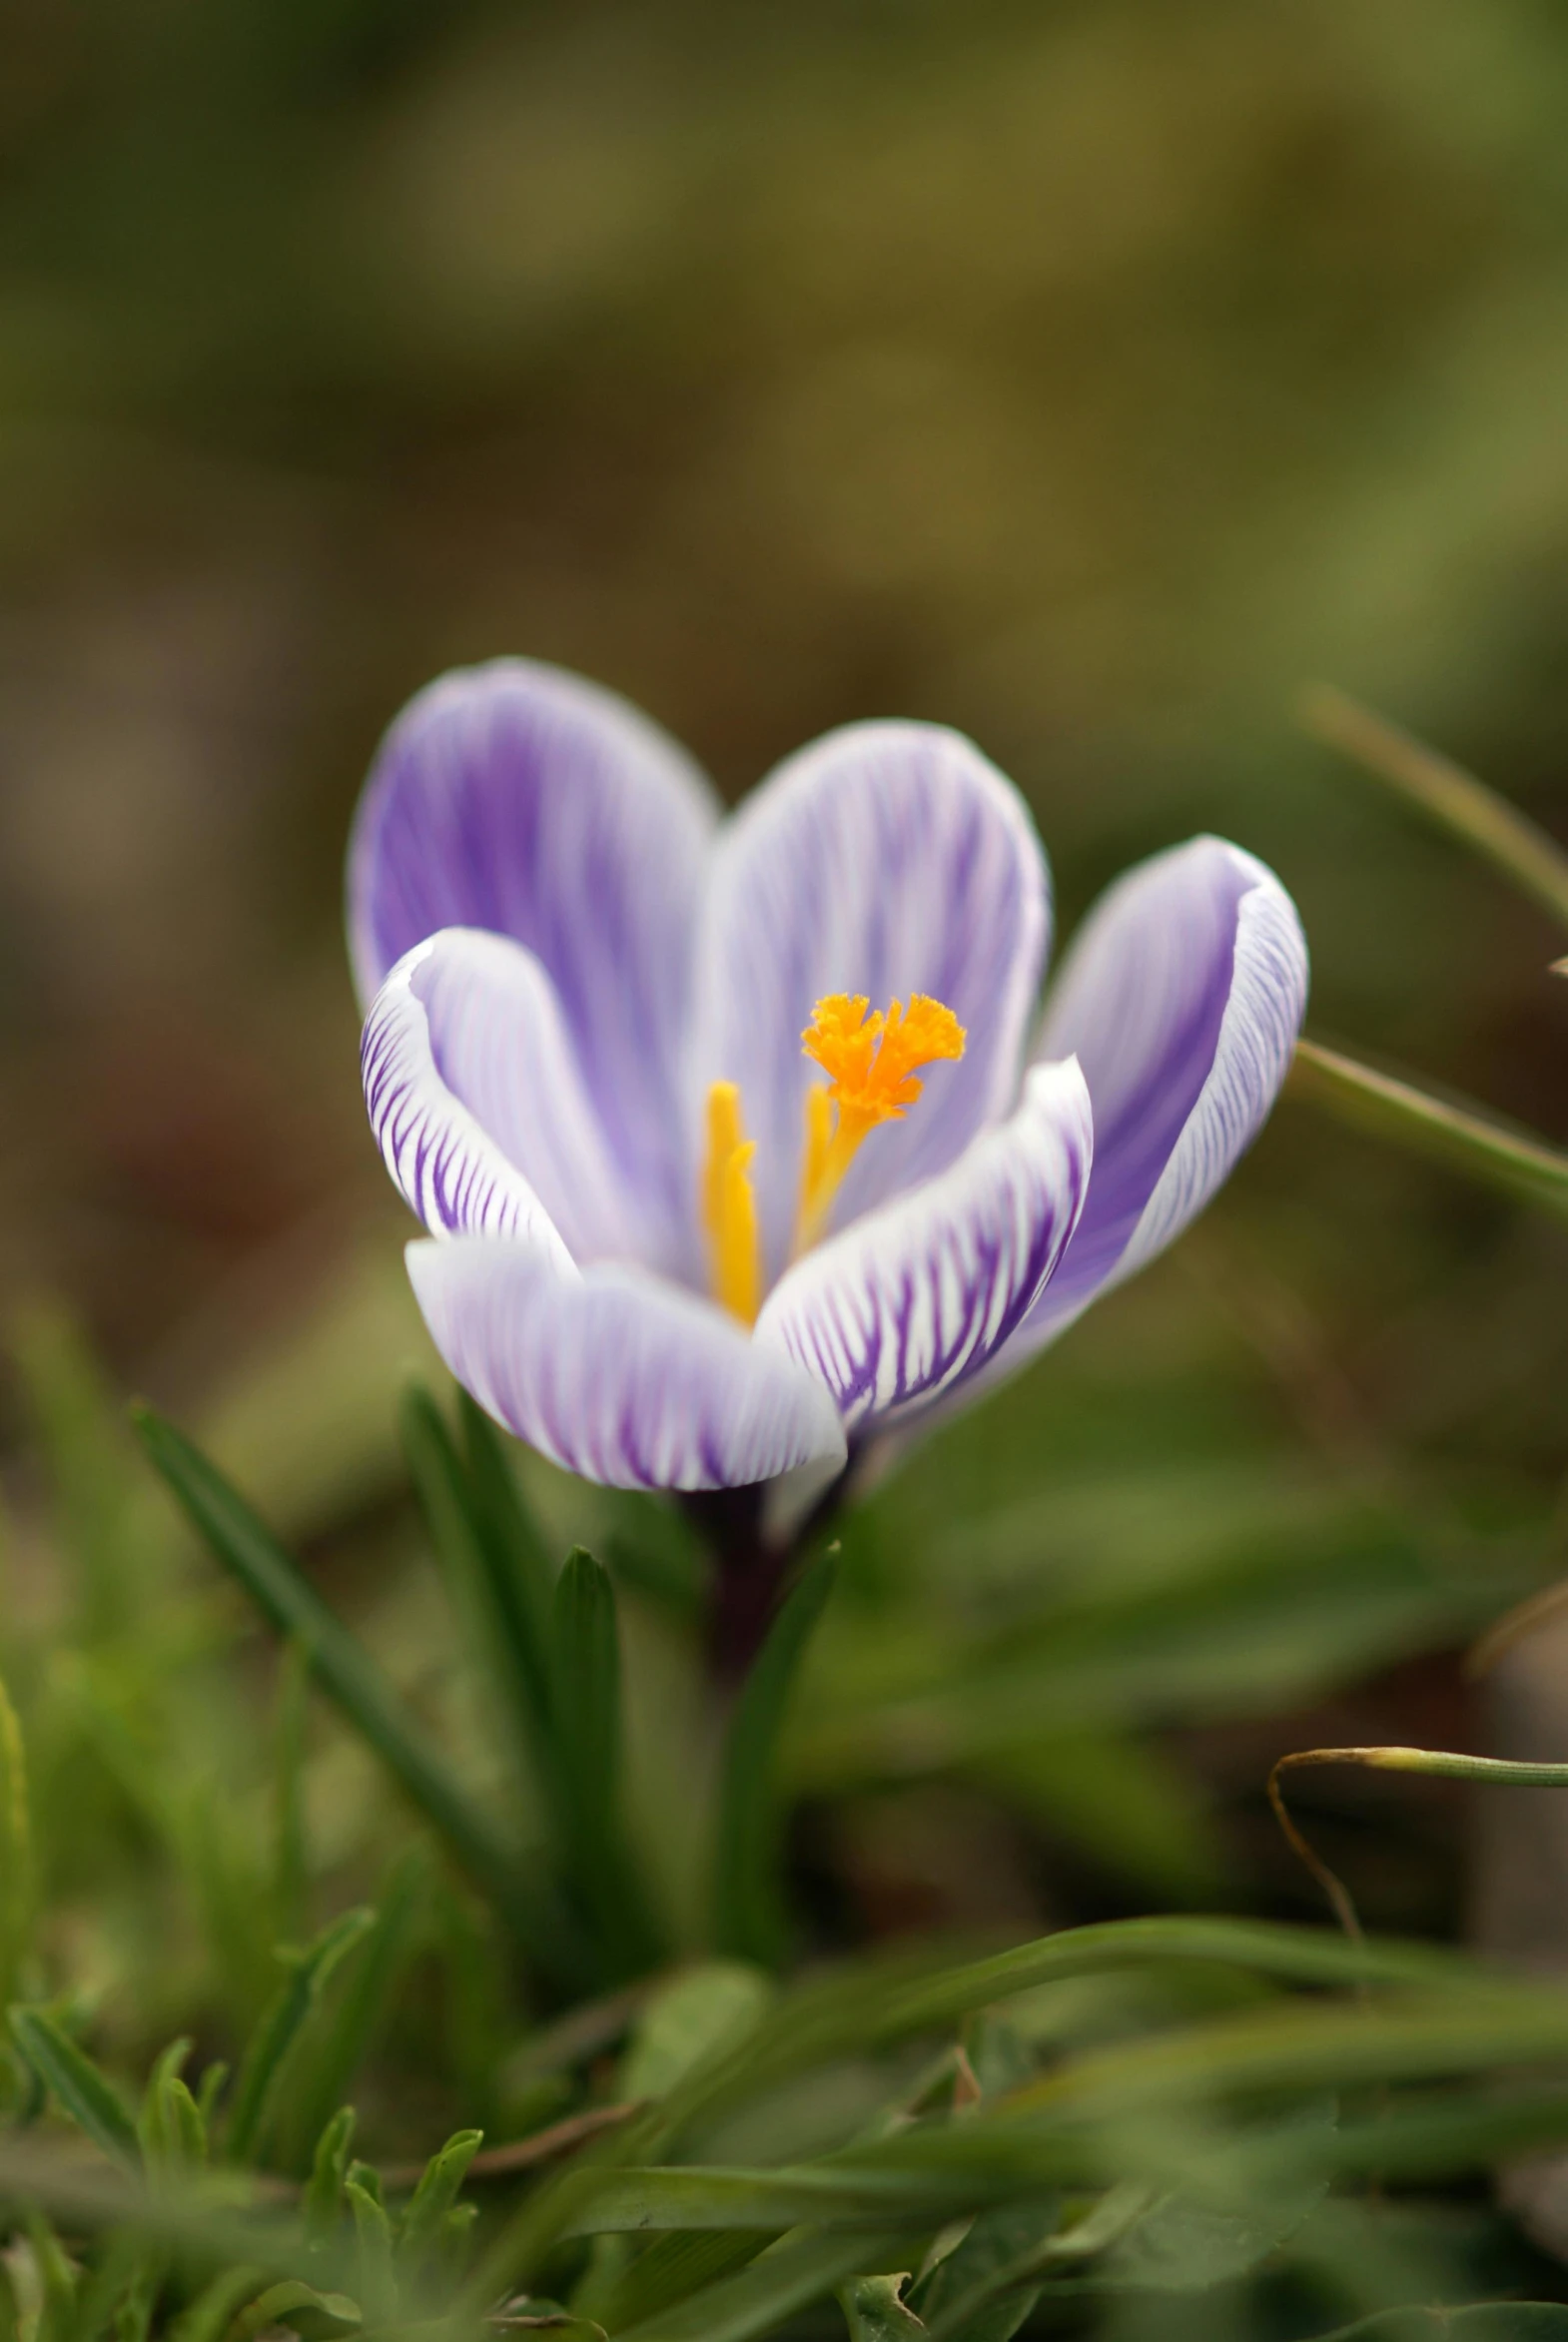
<box><xmin>350</xmin><ymin>660</ymin><xmax>1307</xmax><ymax>1496</ymax></box>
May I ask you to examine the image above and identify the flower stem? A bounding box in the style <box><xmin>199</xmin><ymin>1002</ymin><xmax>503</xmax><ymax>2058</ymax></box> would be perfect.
<box><xmin>685</xmin><ymin>1485</ymin><xmax>796</xmax><ymax>1682</ymax></box>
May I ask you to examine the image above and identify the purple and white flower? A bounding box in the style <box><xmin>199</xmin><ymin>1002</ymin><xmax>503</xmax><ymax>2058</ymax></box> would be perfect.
<box><xmin>349</xmin><ymin>658</ymin><xmax>1307</xmax><ymax>1494</ymax></box>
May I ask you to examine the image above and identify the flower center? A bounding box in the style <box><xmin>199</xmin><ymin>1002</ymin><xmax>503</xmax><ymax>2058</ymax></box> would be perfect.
<box><xmin>700</xmin><ymin>992</ymin><xmax>967</xmax><ymax>1322</ymax></box>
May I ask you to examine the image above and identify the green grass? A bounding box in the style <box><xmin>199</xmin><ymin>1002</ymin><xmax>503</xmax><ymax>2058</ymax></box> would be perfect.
<box><xmin>2</xmin><ymin>1288</ymin><xmax>1568</xmax><ymax>2342</ymax></box>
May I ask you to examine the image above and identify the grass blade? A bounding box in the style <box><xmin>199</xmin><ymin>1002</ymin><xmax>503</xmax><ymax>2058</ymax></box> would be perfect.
<box><xmin>410</xmin><ymin>1395</ymin><xmax>667</xmax><ymax>1979</ymax></box>
<box><xmin>552</xmin><ymin>1547</ymin><xmax>663</xmax><ymax>1977</ymax></box>
<box><xmin>0</xmin><ymin>1673</ymin><xmax>33</xmax><ymax>2009</ymax></box>
<box><xmin>455</xmin><ymin>1916</ymin><xmax>1487</xmax><ymax>2307</ymax></box>
<box><xmin>231</xmin><ymin>2281</ymin><xmax>361</xmax><ymax>2342</ymax></box>
<box><xmin>1287</xmin><ymin>1039</ymin><xmax>1568</xmax><ymax>1219</ymax></box>
<box><xmin>592</xmin><ymin>2234</ymin><xmax>774</xmax><ymax>2332</ymax></box>
<box><xmin>271</xmin><ymin>1640</ymin><xmax>311</xmax><ymax>1947</ymax></box>
<box><xmin>305</xmin><ymin>2107</ymin><xmax>357</xmax><ymax>2246</ymax></box>
<box><xmin>397</xmin><ymin>2127</ymin><xmax>482</xmax><ymax>2264</ymax></box>
<box><xmin>346</xmin><ymin>2166</ymin><xmax>395</xmax><ymax>2321</ymax></box>
<box><xmin>277</xmin><ymin>1850</ymin><xmax>425</xmax><ymax>2171</ymax></box>
<box><xmin>559</xmin><ymin>2164</ymin><xmax>969</xmax><ymax>2233</ymax></box>
<box><xmin>226</xmin><ymin>1908</ymin><xmax>375</xmax><ymax>2166</ymax></box>
<box><xmin>1319</xmin><ymin>2083</ymin><xmax>1568</xmax><ymax>2182</ymax></box>
<box><xmin>1269</xmin><ymin>1743</ymin><xmax>1568</xmax><ymax>1941</ymax></box>
<box><xmin>138</xmin><ymin>2037</ymin><xmax>205</xmax><ymax>2171</ymax></box>
<box><xmin>167</xmin><ymin>2268</ymin><xmax>270</xmax><ymax>2342</ymax></box>
<box><xmin>612</xmin><ymin>2226</ymin><xmax>920</xmax><ymax>2342</ymax></box>
<box><xmin>654</xmin><ymin>1914</ymin><xmax>1486</xmax><ymax>2153</ymax></box>
<box><xmin>712</xmin><ymin>1550</ymin><xmax>838</xmax><ymax>1965</ymax></box>
<box><xmin>456</xmin><ymin>1389</ymin><xmax>560</xmax><ymax>1720</ymax></box>
<box><xmin>26</xmin><ymin>2212</ymin><xmax>77</xmax><ymax>2342</ymax></box>
<box><xmin>1302</xmin><ymin>684</ymin><xmax>1568</xmax><ymax>932</ymax></box>
<box><xmin>131</xmin><ymin>1403</ymin><xmax>580</xmax><ymax>1979</ymax></box>
<box><xmin>10</xmin><ymin>1304</ymin><xmax>158</xmax><ymax>1642</ymax></box>
<box><xmin>399</xmin><ymin>1384</ymin><xmax>555</xmax><ymax>1810</ymax></box>
<box><xmin>989</xmin><ymin>1989</ymin><xmax>1568</xmax><ymax>2127</ymax></box>
<box><xmin>8</xmin><ymin>2006</ymin><xmax>141</xmax><ymax>2168</ymax></box>
<box><xmin>552</xmin><ymin>1547</ymin><xmax>621</xmax><ymax>1839</ymax></box>
<box><xmin>914</xmin><ymin>2199</ymin><xmax>1060</xmax><ymax>2342</ymax></box>
<box><xmin>1309</xmin><ymin>2310</ymin><xmax>1568</xmax><ymax>2339</ymax></box>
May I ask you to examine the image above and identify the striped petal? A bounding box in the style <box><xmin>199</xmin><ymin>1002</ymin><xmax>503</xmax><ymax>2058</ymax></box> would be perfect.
<box><xmin>694</xmin><ymin>723</ymin><xmax>1050</xmax><ymax>1283</ymax></box>
<box><xmin>348</xmin><ymin>658</ymin><xmax>720</xmax><ymax>1243</ymax></box>
<box><xmin>406</xmin><ymin>1238</ymin><xmax>848</xmax><ymax>1492</ymax></box>
<box><xmin>1019</xmin><ymin>836</ymin><xmax>1307</xmax><ymax>1349</ymax></box>
<box><xmin>755</xmin><ymin>1059</ymin><xmax>1092</xmax><ymax>1432</ymax></box>
<box><xmin>362</xmin><ymin>929</ymin><xmax>658</xmax><ymax>1269</ymax></box>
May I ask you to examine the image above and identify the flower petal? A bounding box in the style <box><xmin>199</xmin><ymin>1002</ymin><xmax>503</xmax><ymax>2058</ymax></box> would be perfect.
<box><xmin>694</xmin><ymin>722</ymin><xmax>1050</xmax><ymax>1281</ymax></box>
<box><xmin>362</xmin><ymin>929</ymin><xmax>657</xmax><ymax>1268</ymax></box>
<box><xmin>1022</xmin><ymin>836</ymin><xmax>1307</xmax><ymax>1345</ymax></box>
<box><xmin>406</xmin><ymin>1237</ymin><xmax>848</xmax><ymax>1491</ymax></box>
<box><xmin>348</xmin><ymin>658</ymin><xmax>720</xmax><ymax>1237</ymax></box>
<box><xmin>754</xmin><ymin>1059</ymin><xmax>1092</xmax><ymax>1432</ymax></box>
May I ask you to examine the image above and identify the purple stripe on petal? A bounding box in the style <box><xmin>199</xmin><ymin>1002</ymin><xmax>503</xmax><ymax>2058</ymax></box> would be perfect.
<box><xmin>1022</xmin><ymin>836</ymin><xmax>1308</xmax><ymax>1344</ymax></box>
<box><xmin>694</xmin><ymin>722</ymin><xmax>1050</xmax><ymax>1284</ymax></box>
<box><xmin>348</xmin><ymin>659</ymin><xmax>719</xmax><ymax>1243</ymax></box>
<box><xmin>363</xmin><ymin>942</ymin><xmax>573</xmax><ymax>1265</ymax></box>
<box><xmin>406</xmin><ymin>1237</ymin><xmax>848</xmax><ymax>1492</ymax></box>
<box><xmin>1114</xmin><ymin>861</ymin><xmax>1308</xmax><ymax>1280</ymax></box>
<box><xmin>755</xmin><ymin>1058</ymin><xmax>1092</xmax><ymax>1432</ymax></box>
<box><xmin>363</xmin><ymin>929</ymin><xmax>656</xmax><ymax>1269</ymax></box>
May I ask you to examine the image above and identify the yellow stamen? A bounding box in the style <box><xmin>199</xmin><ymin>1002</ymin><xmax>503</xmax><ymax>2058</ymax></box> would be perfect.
<box><xmin>796</xmin><ymin>991</ymin><xmax>966</xmax><ymax>1248</ymax></box>
<box><xmin>801</xmin><ymin>1082</ymin><xmax>835</xmax><ymax>1217</ymax></box>
<box><xmin>702</xmin><ymin>1081</ymin><xmax>761</xmax><ymax>1324</ymax></box>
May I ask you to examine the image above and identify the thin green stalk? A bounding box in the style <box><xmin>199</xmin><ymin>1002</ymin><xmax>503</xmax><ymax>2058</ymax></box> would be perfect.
<box><xmin>1301</xmin><ymin>683</ymin><xmax>1568</xmax><ymax>931</ymax></box>
<box><xmin>1287</xmin><ymin>1039</ymin><xmax>1568</xmax><ymax>1219</ymax></box>
<box><xmin>1270</xmin><ymin>1742</ymin><xmax>1568</xmax><ymax>1941</ymax></box>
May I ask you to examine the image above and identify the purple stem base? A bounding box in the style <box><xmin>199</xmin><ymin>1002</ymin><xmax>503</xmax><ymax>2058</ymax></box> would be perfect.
<box><xmin>684</xmin><ymin>1484</ymin><xmax>794</xmax><ymax>1684</ymax></box>
<box><xmin>684</xmin><ymin>1463</ymin><xmax>853</xmax><ymax>1684</ymax></box>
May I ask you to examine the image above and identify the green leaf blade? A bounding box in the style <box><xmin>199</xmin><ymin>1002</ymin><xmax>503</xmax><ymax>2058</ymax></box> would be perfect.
<box><xmin>712</xmin><ymin>1550</ymin><xmax>839</xmax><ymax>1965</ymax></box>
<box><xmin>397</xmin><ymin>2126</ymin><xmax>483</xmax><ymax>2265</ymax></box>
<box><xmin>551</xmin><ymin>1547</ymin><xmax>664</xmax><ymax>1978</ymax></box>
<box><xmin>1289</xmin><ymin>1039</ymin><xmax>1568</xmax><ymax>1218</ymax></box>
<box><xmin>131</xmin><ymin>1403</ymin><xmax>579</xmax><ymax>1980</ymax></box>
<box><xmin>1303</xmin><ymin>684</ymin><xmax>1568</xmax><ymax>933</ymax></box>
<box><xmin>400</xmin><ymin>1383</ymin><xmax>555</xmax><ymax>1808</ymax></box>
<box><xmin>9</xmin><ymin>2007</ymin><xmax>141</xmax><ymax>2169</ymax></box>
<box><xmin>305</xmin><ymin>2107</ymin><xmax>358</xmax><ymax>2247</ymax></box>
<box><xmin>279</xmin><ymin>1851</ymin><xmax>425</xmax><ymax>2172</ymax></box>
<box><xmin>225</xmin><ymin>1908</ymin><xmax>375</xmax><ymax>2167</ymax></box>
<box><xmin>613</xmin><ymin>2227</ymin><xmax>922</xmax><ymax>2342</ymax></box>
<box><xmin>0</xmin><ymin>1673</ymin><xmax>33</xmax><ymax>2010</ymax></box>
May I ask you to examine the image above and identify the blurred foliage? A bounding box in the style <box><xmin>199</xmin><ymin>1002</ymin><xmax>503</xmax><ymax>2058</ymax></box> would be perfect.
<box><xmin>4</xmin><ymin>0</ymin><xmax>1568</xmax><ymax>1346</ymax></box>
<box><xmin>6</xmin><ymin>0</ymin><xmax>1568</xmax><ymax>2334</ymax></box>
<box><xmin>5</xmin><ymin>1334</ymin><xmax>1568</xmax><ymax>2336</ymax></box>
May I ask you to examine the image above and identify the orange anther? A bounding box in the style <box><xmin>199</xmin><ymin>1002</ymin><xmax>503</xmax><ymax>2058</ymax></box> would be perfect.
<box><xmin>796</xmin><ymin>992</ymin><xmax>966</xmax><ymax>1247</ymax></box>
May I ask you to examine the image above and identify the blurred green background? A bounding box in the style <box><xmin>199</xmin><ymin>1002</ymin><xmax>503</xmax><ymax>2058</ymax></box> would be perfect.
<box><xmin>5</xmin><ymin>0</ymin><xmax>1568</xmax><ymax>2067</ymax></box>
